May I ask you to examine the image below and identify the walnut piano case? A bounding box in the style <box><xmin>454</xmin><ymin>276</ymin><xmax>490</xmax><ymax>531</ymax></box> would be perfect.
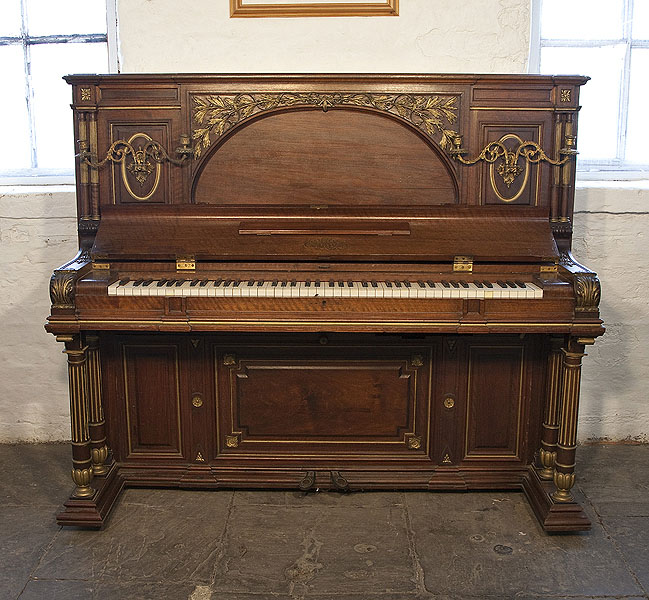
<box><xmin>46</xmin><ymin>74</ymin><xmax>604</xmax><ymax>531</ymax></box>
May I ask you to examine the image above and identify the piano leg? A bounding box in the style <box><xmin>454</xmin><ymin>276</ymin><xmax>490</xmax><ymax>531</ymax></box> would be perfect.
<box><xmin>552</xmin><ymin>339</ymin><xmax>586</xmax><ymax>503</ymax></box>
<box><xmin>537</xmin><ymin>337</ymin><xmax>564</xmax><ymax>480</ymax></box>
<box><xmin>523</xmin><ymin>336</ymin><xmax>590</xmax><ymax>531</ymax></box>
<box><xmin>61</xmin><ymin>335</ymin><xmax>94</xmax><ymax>498</ymax></box>
<box><xmin>56</xmin><ymin>334</ymin><xmax>124</xmax><ymax>528</ymax></box>
<box><xmin>86</xmin><ymin>334</ymin><xmax>111</xmax><ymax>476</ymax></box>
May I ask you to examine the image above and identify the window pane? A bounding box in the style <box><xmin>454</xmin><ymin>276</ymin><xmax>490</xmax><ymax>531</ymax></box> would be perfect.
<box><xmin>0</xmin><ymin>46</ymin><xmax>31</xmax><ymax>170</ymax></box>
<box><xmin>541</xmin><ymin>0</ymin><xmax>623</xmax><ymax>40</ymax></box>
<box><xmin>541</xmin><ymin>45</ymin><xmax>625</xmax><ymax>162</ymax></box>
<box><xmin>30</xmin><ymin>42</ymin><xmax>108</xmax><ymax>170</ymax></box>
<box><xmin>626</xmin><ymin>49</ymin><xmax>649</xmax><ymax>164</ymax></box>
<box><xmin>632</xmin><ymin>1</ymin><xmax>649</xmax><ymax>39</ymax></box>
<box><xmin>0</xmin><ymin>1</ymin><xmax>23</xmax><ymax>36</ymax></box>
<box><xmin>26</xmin><ymin>0</ymin><xmax>106</xmax><ymax>36</ymax></box>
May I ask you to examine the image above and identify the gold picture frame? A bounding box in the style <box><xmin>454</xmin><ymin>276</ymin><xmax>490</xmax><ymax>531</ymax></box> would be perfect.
<box><xmin>230</xmin><ymin>0</ymin><xmax>399</xmax><ymax>18</ymax></box>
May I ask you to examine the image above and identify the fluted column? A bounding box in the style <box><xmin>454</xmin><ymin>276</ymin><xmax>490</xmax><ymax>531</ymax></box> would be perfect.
<box><xmin>552</xmin><ymin>339</ymin><xmax>585</xmax><ymax>503</ymax></box>
<box><xmin>61</xmin><ymin>335</ymin><xmax>94</xmax><ymax>498</ymax></box>
<box><xmin>538</xmin><ymin>337</ymin><xmax>564</xmax><ymax>480</ymax></box>
<box><xmin>86</xmin><ymin>334</ymin><xmax>110</xmax><ymax>475</ymax></box>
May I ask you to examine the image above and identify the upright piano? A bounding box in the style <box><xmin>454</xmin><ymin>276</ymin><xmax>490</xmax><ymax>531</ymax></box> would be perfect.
<box><xmin>46</xmin><ymin>74</ymin><xmax>604</xmax><ymax>531</ymax></box>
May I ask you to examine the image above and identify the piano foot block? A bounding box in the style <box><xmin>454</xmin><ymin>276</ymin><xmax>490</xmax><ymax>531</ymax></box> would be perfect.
<box><xmin>522</xmin><ymin>466</ymin><xmax>591</xmax><ymax>532</ymax></box>
<box><xmin>56</xmin><ymin>462</ymin><xmax>124</xmax><ymax>529</ymax></box>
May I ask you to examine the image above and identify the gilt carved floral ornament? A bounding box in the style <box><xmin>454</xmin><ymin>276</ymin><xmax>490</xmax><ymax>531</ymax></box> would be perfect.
<box><xmin>191</xmin><ymin>92</ymin><xmax>459</xmax><ymax>158</ymax></box>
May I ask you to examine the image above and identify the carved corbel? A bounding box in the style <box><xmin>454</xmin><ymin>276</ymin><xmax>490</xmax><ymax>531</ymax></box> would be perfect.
<box><xmin>574</xmin><ymin>273</ymin><xmax>601</xmax><ymax>313</ymax></box>
<box><xmin>50</xmin><ymin>271</ymin><xmax>77</xmax><ymax>309</ymax></box>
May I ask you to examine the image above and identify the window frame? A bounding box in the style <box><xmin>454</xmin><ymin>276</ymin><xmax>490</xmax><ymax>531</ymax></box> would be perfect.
<box><xmin>529</xmin><ymin>0</ymin><xmax>649</xmax><ymax>180</ymax></box>
<box><xmin>0</xmin><ymin>0</ymin><xmax>119</xmax><ymax>185</ymax></box>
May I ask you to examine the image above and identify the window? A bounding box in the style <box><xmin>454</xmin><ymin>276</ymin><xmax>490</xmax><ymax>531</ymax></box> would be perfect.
<box><xmin>532</xmin><ymin>0</ymin><xmax>649</xmax><ymax>178</ymax></box>
<box><xmin>0</xmin><ymin>0</ymin><xmax>117</xmax><ymax>182</ymax></box>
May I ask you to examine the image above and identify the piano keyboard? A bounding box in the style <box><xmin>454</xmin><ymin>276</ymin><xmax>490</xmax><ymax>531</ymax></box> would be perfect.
<box><xmin>108</xmin><ymin>279</ymin><xmax>543</xmax><ymax>299</ymax></box>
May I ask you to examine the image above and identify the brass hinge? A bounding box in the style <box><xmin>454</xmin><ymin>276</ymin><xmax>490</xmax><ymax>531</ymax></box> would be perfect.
<box><xmin>176</xmin><ymin>255</ymin><xmax>196</xmax><ymax>271</ymax></box>
<box><xmin>540</xmin><ymin>265</ymin><xmax>558</xmax><ymax>273</ymax></box>
<box><xmin>92</xmin><ymin>261</ymin><xmax>110</xmax><ymax>270</ymax></box>
<box><xmin>453</xmin><ymin>255</ymin><xmax>473</xmax><ymax>273</ymax></box>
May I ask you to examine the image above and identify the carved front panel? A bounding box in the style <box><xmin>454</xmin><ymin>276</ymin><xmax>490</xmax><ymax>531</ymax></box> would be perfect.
<box><xmin>109</xmin><ymin>123</ymin><xmax>172</xmax><ymax>204</ymax></box>
<box><xmin>479</xmin><ymin>124</ymin><xmax>544</xmax><ymax>206</ymax></box>
<box><xmin>122</xmin><ymin>343</ymin><xmax>183</xmax><ymax>457</ymax></box>
<box><xmin>215</xmin><ymin>344</ymin><xmax>431</xmax><ymax>457</ymax></box>
<box><xmin>464</xmin><ymin>344</ymin><xmax>525</xmax><ymax>459</ymax></box>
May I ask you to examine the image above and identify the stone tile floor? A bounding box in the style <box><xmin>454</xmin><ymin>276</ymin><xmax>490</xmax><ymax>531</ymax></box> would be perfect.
<box><xmin>0</xmin><ymin>443</ymin><xmax>647</xmax><ymax>600</ymax></box>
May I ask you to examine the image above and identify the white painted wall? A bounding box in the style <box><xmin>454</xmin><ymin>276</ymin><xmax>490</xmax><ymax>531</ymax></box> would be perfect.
<box><xmin>0</xmin><ymin>0</ymin><xmax>646</xmax><ymax>442</ymax></box>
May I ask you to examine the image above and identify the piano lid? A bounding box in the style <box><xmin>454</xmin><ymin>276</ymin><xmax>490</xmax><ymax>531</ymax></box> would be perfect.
<box><xmin>91</xmin><ymin>204</ymin><xmax>558</xmax><ymax>264</ymax></box>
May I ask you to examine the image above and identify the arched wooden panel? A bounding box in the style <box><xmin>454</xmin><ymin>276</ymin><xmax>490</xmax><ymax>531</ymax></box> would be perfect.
<box><xmin>192</xmin><ymin>108</ymin><xmax>459</xmax><ymax>206</ymax></box>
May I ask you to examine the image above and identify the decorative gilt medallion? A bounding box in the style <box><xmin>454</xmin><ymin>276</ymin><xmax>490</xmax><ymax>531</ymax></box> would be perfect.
<box><xmin>192</xmin><ymin>92</ymin><xmax>459</xmax><ymax>158</ymax></box>
<box><xmin>560</xmin><ymin>89</ymin><xmax>572</xmax><ymax>103</ymax></box>
<box><xmin>80</xmin><ymin>88</ymin><xmax>92</xmax><ymax>101</ymax></box>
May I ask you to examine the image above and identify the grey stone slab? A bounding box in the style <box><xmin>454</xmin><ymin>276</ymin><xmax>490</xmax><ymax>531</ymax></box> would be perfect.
<box><xmin>18</xmin><ymin>579</ymin><xmax>198</xmax><ymax>600</ymax></box>
<box><xmin>121</xmin><ymin>487</ymin><xmax>234</xmax><ymax>516</ymax></box>
<box><xmin>212</xmin><ymin>503</ymin><xmax>416</xmax><ymax>597</ymax></box>
<box><xmin>233</xmin><ymin>489</ymin><xmax>405</xmax><ymax>509</ymax></box>
<box><xmin>0</xmin><ymin>442</ymin><xmax>70</xmax><ymax>507</ymax></box>
<box><xmin>603</xmin><ymin>516</ymin><xmax>649</xmax><ymax>592</ymax></box>
<box><xmin>33</xmin><ymin>501</ymin><xmax>231</xmax><ymax>585</ymax></box>
<box><xmin>0</xmin><ymin>505</ymin><xmax>60</xmax><ymax>600</ymax></box>
<box><xmin>404</xmin><ymin>491</ymin><xmax>644</xmax><ymax>599</ymax></box>
<box><xmin>578</xmin><ymin>445</ymin><xmax>649</xmax><ymax>517</ymax></box>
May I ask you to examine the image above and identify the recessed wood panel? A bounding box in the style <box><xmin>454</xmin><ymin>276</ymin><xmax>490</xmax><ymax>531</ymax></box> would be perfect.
<box><xmin>235</xmin><ymin>361</ymin><xmax>412</xmax><ymax>439</ymax></box>
<box><xmin>465</xmin><ymin>345</ymin><xmax>524</xmax><ymax>458</ymax></box>
<box><xmin>193</xmin><ymin>109</ymin><xmax>458</xmax><ymax>206</ymax></box>
<box><xmin>123</xmin><ymin>344</ymin><xmax>182</xmax><ymax>456</ymax></box>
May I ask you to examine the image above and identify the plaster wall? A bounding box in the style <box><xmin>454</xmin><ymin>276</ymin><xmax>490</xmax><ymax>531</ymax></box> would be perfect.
<box><xmin>0</xmin><ymin>0</ymin><xmax>646</xmax><ymax>442</ymax></box>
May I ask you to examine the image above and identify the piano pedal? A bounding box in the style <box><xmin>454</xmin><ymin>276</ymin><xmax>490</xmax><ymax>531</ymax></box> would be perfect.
<box><xmin>330</xmin><ymin>470</ymin><xmax>349</xmax><ymax>492</ymax></box>
<box><xmin>298</xmin><ymin>470</ymin><xmax>316</xmax><ymax>491</ymax></box>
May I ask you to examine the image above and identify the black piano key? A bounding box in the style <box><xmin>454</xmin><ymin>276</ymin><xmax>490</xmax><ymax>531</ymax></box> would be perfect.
<box><xmin>515</xmin><ymin>280</ymin><xmax>527</xmax><ymax>288</ymax></box>
<box><xmin>404</xmin><ymin>281</ymin><xmax>411</xmax><ymax>288</ymax></box>
<box><xmin>338</xmin><ymin>281</ymin><xmax>344</xmax><ymax>287</ymax></box>
<box><xmin>272</xmin><ymin>280</ymin><xmax>278</xmax><ymax>287</ymax></box>
<box><xmin>142</xmin><ymin>279</ymin><xmax>153</xmax><ymax>286</ymax></box>
<box><xmin>426</xmin><ymin>280</ymin><xmax>435</xmax><ymax>288</ymax></box>
<box><xmin>233</xmin><ymin>280</ymin><xmax>241</xmax><ymax>287</ymax></box>
<box><xmin>305</xmin><ymin>280</ymin><xmax>311</xmax><ymax>287</ymax></box>
<box><xmin>315</xmin><ymin>280</ymin><xmax>321</xmax><ymax>287</ymax></box>
<box><xmin>506</xmin><ymin>280</ymin><xmax>517</xmax><ymax>288</ymax></box>
<box><xmin>190</xmin><ymin>279</ymin><xmax>200</xmax><ymax>287</ymax></box>
<box><xmin>371</xmin><ymin>281</ymin><xmax>378</xmax><ymax>288</ymax></box>
<box><xmin>166</xmin><ymin>280</ymin><xmax>176</xmax><ymax>287</ymax></box>
<box><xmin>385</xmin><ymin>281</ymin><xmax>393</xmax><ymax>288</ymax></box>
<box><xmin>328</xmin><ymin>280</ymin><xmax>335</xmax><ymax>287</ymax></box>
<box><xmin>362</xmin><ymin>281</ymin><xmax>369</xmax><ymax>288</ymax></box>
<box><xmin>156</xmin><ymin>279</ymin><xmax>167</xmax><ymax>287</ymax></box>
<box><xmin>280</xmin><ymin>281</ymin><xmax>287</xmax><ymax>287</ymax></box>
<box><xmin>213</xmin><ymin>279</ymin><xmax>223</xmax><ymax>287</ymax></box>
<box><xmin>394</xmin><ymin>281</ymin><xmax>402</xmax><ymax>288</ymax></box>
<box><xmin>441</xmin><ymin>281</ymin><xmax>450</xmax><ymax>288</ymax></box>
<box><xmin>417</xmin><ymin>281</ymin><xmax>426</xmax><ymax>288</ymax></box>
<box><xmin>459</xmin><ymin>281</ymin><xmax>469</xmax><ymax>288</ymax></box>
<box><xmin>199</xmin><ymin>279</ymin><xmax>209</xmax><ymax>287</ymax></box>
<box><xmin>483</xmin><ymin>281</ymin><xmax>493</xmax><ymax>288</ymax></box>
<box><xmin>497</xmin><ymin>281</ymin><xmax>508</xmax><ymax>288</ymax></box>
<box><xmin>133</xmin><ymin>279</ymin><xmax>144</xmax><ymax>287</ymax></box>
<box><xmin>473</xmin><ymin>280</ymin><xmax>484</xmax><ymax>288</ymax></box>
<box><xmin>347</xmin><ymin>281</ymin><xmax>354</xmax><ymax>287</ymax></box>
<box><xmin>290</xmin><ymin>281</ymin><xmax>297</xmax><ymax>287</ymax></box>
<box><xmin>119</xmin><ymin>277</ymin><xmax>130</xmax><ymax>285</ymax></box>
<box><xmin>450</xmin><ymin>281</ymin><xmax>459</xmax><ymax>288</ymax></box>
<box><xmin>247</xmin><ymin>279</ymin><xmax>255</xmax><ymax>286</ymax></box>
<box><xmin>257</xmin><ymin>280</ymin><xmax>264</xmax><ymax>286</ymax></box>
<box><xmin>175</xmin><ymin>279</ymin><xmax>185</xmax><ymax>287</ymax></box>
<box><xmin>224</xmin><ymin>280</ymin><xmax>233</xmax><ymax>287</ymax></box>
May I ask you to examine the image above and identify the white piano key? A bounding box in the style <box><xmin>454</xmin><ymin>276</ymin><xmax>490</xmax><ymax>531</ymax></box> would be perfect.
<box><xmin>107</xmin><ymin>281</ymin><xmax>120</xmax><ymax>296</ymax></box>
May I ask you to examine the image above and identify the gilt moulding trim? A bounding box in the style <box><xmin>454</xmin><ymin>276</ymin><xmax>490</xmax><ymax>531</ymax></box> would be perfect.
<box><xmin>230</xmin><ymin>0</ymin><xmax>399</xmax><ymax>18</ymax></box>
<box><xmin>191</xmin><ymin>92</ymin><xmax>459</xmax><ymax>158</ymax></box>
